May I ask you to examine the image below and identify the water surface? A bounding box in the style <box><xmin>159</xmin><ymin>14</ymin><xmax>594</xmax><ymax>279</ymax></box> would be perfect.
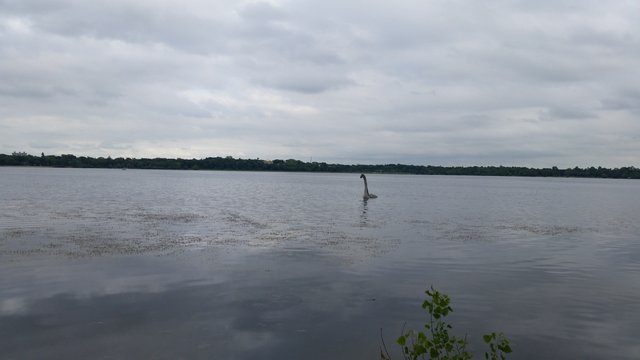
<box><xmin>1</xmin><ymin>167</ymin><xmax>639</xmax><ymax>359</ymax></box>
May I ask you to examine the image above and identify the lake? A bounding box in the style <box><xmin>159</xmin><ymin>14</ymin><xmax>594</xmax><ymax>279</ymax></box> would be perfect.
<box><xmin>1</xmin><ymin>167</ymin><xmax>639</xmax><ymax>359</ymax></box>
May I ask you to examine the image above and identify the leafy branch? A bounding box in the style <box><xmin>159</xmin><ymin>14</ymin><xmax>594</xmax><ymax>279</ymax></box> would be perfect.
<box><xmin>382</xmin><ymin>286</ymin><xmax>512</xmax><ymax>360</ymax></box>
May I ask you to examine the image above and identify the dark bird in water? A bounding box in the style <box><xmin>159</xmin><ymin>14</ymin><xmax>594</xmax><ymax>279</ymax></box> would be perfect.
<box><xmin>360</xmin><ymin>174</ymin><xmax>378</xmax><ymax>200</ymax></box>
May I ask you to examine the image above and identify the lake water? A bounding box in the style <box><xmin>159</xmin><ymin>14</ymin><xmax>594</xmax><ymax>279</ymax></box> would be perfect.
<box><xmin>1</xmin><ymin>167</ymin><xmax>639</xmax><ymax>359</ymax></box>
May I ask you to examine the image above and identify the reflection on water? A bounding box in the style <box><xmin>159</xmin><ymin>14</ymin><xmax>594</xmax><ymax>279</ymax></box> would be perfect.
<box><xmin>0</xmin><ymin>250</ymin><xmax>392</xmax><ymax>359</ymax></box>
<box><xmin>360</xmin><ymin>200</ymin><xmax>369</xmax><ymax>226</ymax></box>
<box><xmin>1</xmin><ymin>168</ymin><xmax>640</xmax><ymax>359</ymax></box>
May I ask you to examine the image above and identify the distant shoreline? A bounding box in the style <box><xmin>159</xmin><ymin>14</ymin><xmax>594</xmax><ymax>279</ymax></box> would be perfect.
<box><xmin>1</xmin><ymin>153</ymin><xmax>638</xmax><ymax>179</ymax></box>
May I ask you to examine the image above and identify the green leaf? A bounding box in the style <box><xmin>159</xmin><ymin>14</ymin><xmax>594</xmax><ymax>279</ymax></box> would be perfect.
<box><xmin>393</xmin><ymin>287</ymin><xmax>512</xmax><ymax>360</ymax></box>
<box><xmin>500</xmin><ymin>344</ymin><xmax>513</xmax><ymax>353</ymax></box>
<box><xmin>397</xmin><ymin>335</ymin><xmax>406</xmax><ymax>346</ymax></box>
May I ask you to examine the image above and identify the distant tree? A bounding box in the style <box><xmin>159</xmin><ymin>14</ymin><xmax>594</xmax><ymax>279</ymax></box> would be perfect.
<box><xmin>1</xmin><ymin>152</ymin><xmax>639</xmax><ymax>178</ymax></box>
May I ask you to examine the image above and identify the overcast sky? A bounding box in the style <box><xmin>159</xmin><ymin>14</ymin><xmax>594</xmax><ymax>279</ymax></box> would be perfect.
<box><xmin>1</xmin><ymin>0</ymin><xmax>639</xmax><ymax>167</ymax></box>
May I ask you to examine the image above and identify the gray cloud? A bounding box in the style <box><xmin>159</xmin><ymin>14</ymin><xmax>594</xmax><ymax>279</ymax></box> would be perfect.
<box><xmin>1</xmin><ymin>0</ymin><xmax>639</xmax><ymax>167</ymax></box>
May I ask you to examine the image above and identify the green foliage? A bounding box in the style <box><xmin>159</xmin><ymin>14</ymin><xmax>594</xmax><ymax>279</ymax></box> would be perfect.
<box><xmin>1</xmin><ymin>153</ymin><xmax>639</xmax><ymax>179</ymax></box>
<box><xmin>384</xmin><ymin>287</ymin><xmax>512</xmax><ymax>360</ymax></box>
<box><xmin>482</xmin><ymin>332</ymin><xmax>512</xmax><ymax>360</ymax></box>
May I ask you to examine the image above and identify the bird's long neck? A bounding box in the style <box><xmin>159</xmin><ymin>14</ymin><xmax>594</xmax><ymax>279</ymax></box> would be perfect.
<box><xmin>362</xmin><ymin>177</ymin><xmax>370</xmax><ymax>196</ymax></box>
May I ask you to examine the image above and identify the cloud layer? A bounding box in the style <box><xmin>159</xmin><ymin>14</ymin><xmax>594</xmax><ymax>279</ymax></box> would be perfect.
<box><xmin>1</xmin><ymin>0</ymin><xmax>639</xmax><ymax>167</ymax></box>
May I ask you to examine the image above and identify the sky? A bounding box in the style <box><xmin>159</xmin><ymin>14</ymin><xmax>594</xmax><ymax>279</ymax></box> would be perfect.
<box><xmin>1</xmin><ymin>0</ymin><xmax>639</xmax><ymax>167</ymax></box>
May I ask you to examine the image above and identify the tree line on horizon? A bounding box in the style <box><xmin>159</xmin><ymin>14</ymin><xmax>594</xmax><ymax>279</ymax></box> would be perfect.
<box><xmin>1</xmin><ymin>152</ymin><xmax>639</xmax><ymax>179</ymax></box>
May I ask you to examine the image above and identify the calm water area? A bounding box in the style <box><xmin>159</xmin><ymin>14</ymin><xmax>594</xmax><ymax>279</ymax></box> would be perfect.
<box><xmin>1</xmin><ymin>167</ymin><xmax>639</xmax><ymax>359</ymax></box>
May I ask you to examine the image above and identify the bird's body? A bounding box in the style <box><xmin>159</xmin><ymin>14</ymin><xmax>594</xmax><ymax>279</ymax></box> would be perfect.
<box><xmin>360</xmin><ymin>174</ymin><xmax>378</xmax><ymax>200</ymax></box>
